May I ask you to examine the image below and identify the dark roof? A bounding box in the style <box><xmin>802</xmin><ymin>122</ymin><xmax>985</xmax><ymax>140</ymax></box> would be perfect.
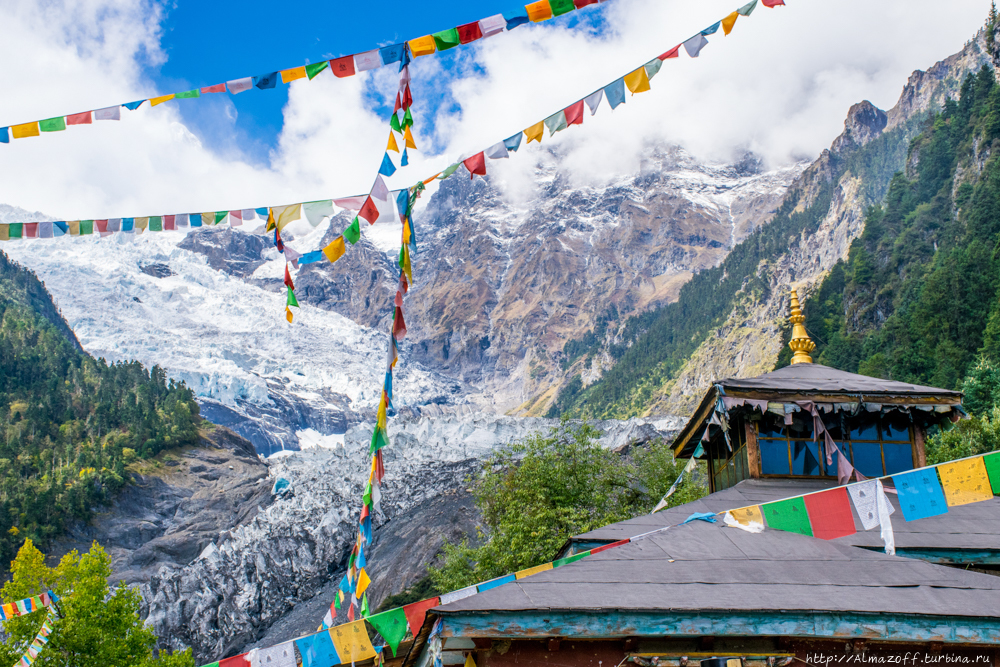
<box><xmin>572</xmin><ymin>478</ymin><xmax>1000</xmax><ymax>552</ymax></box>
<box><xmin>436</xmin><ymin>516</ymin><xmax>1000</xmax><ymax>618</ymax></box>
<box><xmin>718</xmin><ymin>363</ymin><xmax>962</xmax><ymax>398</ymax></box>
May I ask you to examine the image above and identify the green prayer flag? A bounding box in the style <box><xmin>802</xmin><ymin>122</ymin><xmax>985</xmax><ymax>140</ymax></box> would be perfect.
<box><xmin>149</xmin><ymin>216</ymin><xmax>163</xmax><ymax>232</ymax></box>
<box><xmin>737</xmin><ymin>0</ymin><xmax>757</xmax><ymax>15</ymax></box>
<box><xmin>334</xmin><ymin>594</ymin><xmax>342</xmax><ymax>610</ymax></box>
<box><xmin>644</xmin><ymin>58</ymin><xmax>663</xmax><ymax>81</ymax></box>
<box><xmin>553</xmin><ymin>551</ymin><xmax>589</xmax><ymax>568</ymax></box>
<box><xmin>39</xmin><ymin>117</ymin><xmax>66</xmax><ymax>132</ymax></box>
<box><xmin>344</xmin><ymin>217</ymin><xmax>361</xmax><ymax>244</ymax></box>
<box><xmin>8</xmin><ymin>223</ymin><xmax>22</xmax><ymax>239</ymax></box>
<box><xmin>80</xmin><ymin>220</ymin><xmax>94</xmax><ymax>235</ymax></box>
<box><xmin>438</xmin><ymin>163</ymin><xmax>460</xmax><ymax>179</ymax></box>
<box><xmin>432</xmin><ymin>28</ymin><xmax>460</xmax><ymax>51</ymax></box>
<box><xmin>363</xmin><ymin>482</ymin><xmax>372</xmax><ymax>507</ymax></box>
<box><xmin>414</xmin><ymin>180</ymin><xmax>426</xmax><ymax>193</ymax></box>
<box><xmin>175</xmin><ymin>89</ymin><xmax>200</xmax><ymax>99</ymax></box>
<box><xmin>367</xmin><ymin>606</ymin><xmax>408</xmax><ymax>657</ymax></box>
<box><xmin>361</xmin><ymin>592</ymin><xmax>370</xmax><ymax>617</ymax></box>
<box><xmin>762</xmin><ymin>497</ymin><xmax>813</xmax><ymax>536</ymax></box>
<box><xmin>201</xmin><ymin>663</ymin><xmax>220</xmax><ymax>667</ymax></box>
<box><xmin>550</xmin><ymin>0</ymin><xmax>575</xmax><ymax>16</ymax></box>
<box><xmin>544</xmin><ymin>110</ymin><xmax>568</xmax><ymax>134</ymax></box>
<box><xmin>403</xmin><ymin>108</ymin><xmax>413</xmax><ymax>129</ymax></box>
<box><xmin>287</xmin><ymin>287</ymin><xmax>299</xmax><ymax>308</ymax></box>
<box><xmin>390</xmin><ymin>113</ymin><xmax>402</xmax><ymax>133</ymax></box>
<box><xmin>984</xmin><ymin>451</ymin><xmax>1000</xmax><ymax>494</ymax></box>
<box><xmin>306</xmin><ymin>61</ymin><xmax>329</xmax><ymax>79</ymax></box>
<box><xmin>215</xmin><ymin>211</ymin><xmax>228</xmax><ymax>224</ymax></box>
<box><xmin>370</xmin><ymin>426</ymin><xmax>389</xmax><ymax>454</ymax></box>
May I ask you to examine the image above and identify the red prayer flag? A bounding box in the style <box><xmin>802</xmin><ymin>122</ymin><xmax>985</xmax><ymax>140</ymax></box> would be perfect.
<box><xmin>574</xmin><ymin>0</ymin><xmax>600</xmax><ymax>6</ymax></box>
<box><xmin>590</xmin><ymin>539</ymin><xmax>630</xmax><ymax>554</ymax></box>
<box><xmin>284</xmin><ymin>264</ymin><xmax>295</xmax><ymax>291</ymax></box>
<box><xmin>457</xmin><ymin>21</ymin><xmax>483</xmax><ymax>44</ymax></box>
<box><xmin>375</xmin><ymin>449</ymin><xmax>385</xmax><ymax>483</ymax></box>
<box><xmin>24</xmin><ymin>223</ymin><xmax>38</xmax><ymax>238</ymax></box>
<box><xmin>95</xmin><ymin>219</ymin><xmax>109</xmax><ymax>233</ymax></box>
<box><xmin>360</xmin><ymin>503</ymin><xmax>370</xmax><ymax>521</ymax></box>
<box><xmin>330</xmin><ymin>55</ymin><xmax>356</xmax><ymax>78</ymax></box>
<box><xmin>564</xmin><ymin>99</ymin><xmax>585</xmax><ymax>126</ymax></box>
<box><xmin>659</xmin><ymin>45</ymin><xmax>681</xmax><ymax>60</ymax></box>
<box><xmin>164</xmin><ymin>215</ymin><xmax>176</xmax><ymax>230</ymax></box>
<box><xmin>393</xmin><ymin>92</ymin><xmax>402</xmax><ymax>113</ymax></box>
<box><xmin>401</xmin><ymin>84</ymin><xmax>413</xmax><ymax>110</ymax></box>
<box><xmin>230</xmin><ymin>210</ymin><xmax>242</xmax><ymax>220</ymax></box>
<box><xmin>66</xmin><ymin>111</ymin><xmax>92</xmax><ymax>125</ymax></box>
<box><xmin>347</xmin><ymin>604</ymin><xmax>355</xmax><ymax>622</ymax></box>
<box><xmin>403</xmin><ymin>597</ymin><xmax>440</xmax><ymax>635</ymax></box>
<box><xmin>359</xmin><ymin>196</ymin><xmax>379</xmax><ymax>224</ymax></box>
<box><xmin>200</xmin><ymin>83</ymin><xmax>226</xmax><ymax>93</ymax></box>
<box><xmin>219</xmin><ymin>655</ymin><xmax>250</xmax><ymax>667</ymax></box>
<box><xmin>762</xmin><ymin>0</ymin><xmax>785</xmax><ymax>5</ymax></box>
<box><xmin>803</xmin><ymin>487</ymin><xmax>856</xmax><ymax>540</ymax></box>
<box><xmin>463</xmin><ymin>152</ymin><xmax>486</xmax><ymax>180</ymax></box>
<box><xmin>393</xmin><ymin>306</ymin><xmax>407</xmax><ymax>340</ymax></box>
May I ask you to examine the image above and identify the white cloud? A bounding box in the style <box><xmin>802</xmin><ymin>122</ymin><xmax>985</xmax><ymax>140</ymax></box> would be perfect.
<box><xmin>0</xmin><ymin>0</ymin><xmax>989</xmax><ymax>223</ymax></box>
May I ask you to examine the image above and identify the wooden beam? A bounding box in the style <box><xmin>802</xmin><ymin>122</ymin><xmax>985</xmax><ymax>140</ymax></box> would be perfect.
<box><xmin>439</xmin><ymin>611</ymin><xmax>1000</xmax><ymax>645</ymax></box>
<box><xmin>745</xmin><ymin>421</ymin><xmax>761</xmax><ymax>479</ymax></box>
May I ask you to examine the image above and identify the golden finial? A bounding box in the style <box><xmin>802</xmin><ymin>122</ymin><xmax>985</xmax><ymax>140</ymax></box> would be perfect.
<box><xmin>788</xmin><ymin>288</ymin><xmax>816</xmax><ymax>365</ymax></box>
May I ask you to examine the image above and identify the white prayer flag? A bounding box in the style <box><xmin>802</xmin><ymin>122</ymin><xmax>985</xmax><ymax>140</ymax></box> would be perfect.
<box><xmin>485</xmin><ymin>142</ymin><xmax>509</xmax><ymax>160</ymax></box>
<box><xmin>479</xmin><ymin>14</ymin><xmax>507</xmax><ymax>37</ymax></box>
<box><xmin>94</xmin><ymin>106</ymin><xmax>120</xmax><ymax>121</ymax></box>
<box><xmin>304</xmin><ymin>200</ymin><xmax>336</xmax><ymax>226</ymax></box>
<box><xmin>723</xmin><ymin>511</ymin><xmax>764</xmax><ymax>533</ymax></box>
<box><xmin>585</xmin><ymin>89</ymin><xmax>604</xmax><ymax>116</ymax></box>
<box><xmin>227</xmin><ymin>77</ymin><xmax>254</xmax><ymax>94</ymax></box>
<box><xmin>241</xmin><ymin>209</ymin><xmax>257</xmax><ymax>221</ymax></box>
<box><xmin>355</xmin><ymin>50</ymin><xmax>381</xmax><ymax>72</ymax></box>
<box><xmin>683</xmin><ymin>34</ymin><xmax>708</xmax><ymax>58</ymax></box>
<box><xmin>371</xmin><ymin>175</ymin><xmax>390</xmax><ymax>202</ymax></box>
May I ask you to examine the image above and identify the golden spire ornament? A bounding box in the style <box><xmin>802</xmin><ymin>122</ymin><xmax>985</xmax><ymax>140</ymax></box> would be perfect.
<box><xmin>788</xmin><ymin>288</ymin><xmax>816</xmax><ymax>365</ymax></box>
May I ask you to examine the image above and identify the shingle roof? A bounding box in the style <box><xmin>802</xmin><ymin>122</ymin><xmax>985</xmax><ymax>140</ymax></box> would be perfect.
<box><xmin>436</xmin><ymin>515</ymin><xmax>1000</xmax><ymax>617</ymax></box>
<box><xmin>716</xmin><ymin>363</ymin><xmax>962</xmax><ymax>398</ymax></box>
<box><xmin>573</xmin><ymin>478</ymin><xmax>1000</xmax><ymax>551</ymax></box>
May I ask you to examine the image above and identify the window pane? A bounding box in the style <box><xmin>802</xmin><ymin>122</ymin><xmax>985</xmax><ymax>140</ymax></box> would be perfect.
<box><xmin>787</xmin><ymin>414</ymin><xmax>813</xmax><ymax>439</ymax></box>
<box><xmin>760</xmin><ymin>439</ymin><xmax>791</xmax><ymax>475</ymax></box>
<box><xmin>791</xmin><ymin>441</ymin><xmax>822</xmax><ymax>476</ymax></box>
<box><xmin>735</xmin><ymin>448</ymin><xmax>746</xmax><ymax>482</ymax></box>
<box><xmin>883</xmin><ymin>443</ymin><xmax>914</xmax><ymax>475</ymax></box>
<box><xmin>726</xmin><ymin>458</ymin><xmax>736</xmax><ymax>487</ymax></box>
<box><xmin>881</xmin><ymin>413</ymin><xmax>911</xmax><ymax>442</ymax></box>
<box><xmin>822</xmin><ymin>413</ymin><xmax>843</xmax><ymax>440</ymax></box>
<box><xmin>714</xmin><ymin>471</ymin><xmax>725</xmax><ymax>491</ymax></box>
<box><xmin>741</xmin><ymin>446</ymin><xmax>750</xmax><ymax>478</ymax></box>
<box><xmin>825</xmin><ymin>443</ymin><xmax>844</xmax><ymax>477</ymax></box>
<box><xmin>851</xmin><ymin>442</ymin><xmax>884</xmax><ymax>477</ymax></box>
<box><xmin>849</xmin><ymin>413</ymin><xmax>879</xmax><ymax>441</ymax></box>
<box><xmin>758</xmin><ymin>417</ymin><xmax>784</xmax><ymax>438</ymax></box>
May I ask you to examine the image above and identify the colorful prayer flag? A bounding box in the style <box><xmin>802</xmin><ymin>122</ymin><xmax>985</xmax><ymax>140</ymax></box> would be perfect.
<box><xmin>201</xmin><ymin>83</ymin><xmax>226</xmax><ymax>93</ymax></box>
<box><xmin>564</xmin><ymin>99</ymin><xmax>585</xmax><ymax>126</ymax></box>
<box><xmin>604</xmin><ymin>78</ymin><xmax>626</xmax><ymax>109</ymax></box>
<box><xmin>433</xmin><ymin>28</ymin><xmax>460</xmax><ymax>51</ymax></box>
<box><xmin>379</xmin><ymin>153</ymin><xmax>397</xmax><ymax>177</ymax></box>
<box><xmin>408</xmin><ymin>35</ymin><xmax>436</xmax><ymax>57</ymax></box>
<box><xmin>803</xmin><ymin>487</ymin><xmax>856</xmax><ymax>540</ymax></box>
<box><xmin>66</xmin><ymin>111</ymin><xmax>92</xmax><ymax>125</ymax></box>
<box><xmin>644</xmin><ymin>58</ymin><xmax>663</xmax><ymax>81</ymax></box>
<box><xmin>722</xmin><ymin>11</ymin><xmax>739</xmax><ymax>35</ymax></box>
<box><xmin>479</xmin><ymin>14</ymin><xmax>507</xmax><ymax>37</ymax></box>
<box><xmin>359</xmin><ymin>197</ymin><xmax>379</xmax><ymax>224</ymax></box>
<box><xmin>330</xmin><ymin>56</ymin><xmax>356</xmax><ymax>78</ymax></box>
<box><xmin>624</xmin><ymin>67</ymin><xmax>651</xmax><ymax>94</ymax></box>
<box><xmin>94</xmin><ymin>106</ymin><xmax>121</xmax><ymax>120</ymax></box>
<box><xmin>367</xmin><ymin>607</ymin><xmax>409</xmax><ymax>657</ymax></box>
<box><xmin>762</xmin><ymin>497</ymin><xmax>813</xmax><ymax>536</ymax></box>
<box><xmin>281</xmin><ymin>67</ymin><xmax>307</xmax><ymax>83</ymax></box>
<box><xmin>122</xmin><ymin>100</ymin><xmax>145</xmax><ymax>110</ymax></box>
<box><xmin>458</xmin><ymin>21</ymin><xmax>483</xmax><ymax>44</ymax></box>
<box><xmin>227</xmin><ymin>77</ymin><xmax>254</xmax><ymax>94</ymax></box>
<box><xmin>12</xmin><ymin>123</ymin><xmax>40</xmax><ymax>139</ymax></box>
<box><xmin>0</xmin><ymin>128</ymin><xmax>7</xmax><ymax>143</ymax></box>
<box><xmin>329</xmin><ymin>621</ymin><xmax>377</xmax><ymax>663</ymax></box>
<box><xmin>305</xmin><ymin>61</ymin><xmax>329</xmax><ymax>79</ymax></box>
<box><xmin>463</xmin><ymin>152</ymin><xmax>486</xmax><ymax>179</ymax></box>
<box><xmin>39</xmin><ymin>117</ymin><xmax>66</xmax><ymax>132</ymax></box>
<box><xmin>295</xmin><ymin>632</ymin><xmax>341</xmax><ymax>667</ymax></box>
<box><xmin>304</xmin><ymin>200</ymin><xmax>335</xmax><ymax>226</ymax></box>
<box><xmin>503</xmin><ymin>132</ymin><xmax>523</xmax><ymax>152</ymax></box>
<box><xmin>355</xmin><ymin>50</ymin><xmax>381</xmax><ymax>72</ymax></box>
<box><xmin>402</xmin><ymin>597</ymin><xmax>440</xmax><ymax>636</ymax></box>
<box><xmin>344</xmin><ymin>217</ymin><xmax>362</xmax><ymax>244</ymax></box>
<box><xmin>150</xmin><ymin>94</ymin><xmax>175</xmax><ymax>106</ymax></box>
<box><xmin>984</xmin><ymin>451</ymin><xmax>1000</xmax><ymax>494</ymax></box>
<box><xmin>175</xmin><ymin>88</ymin><xmax>200</xmax><ymax>98</ymax></box>
<box><xmin>323</xmin><ymin>237</ymin><xmax>347</xmax><ymax>263</ymax></box>
<box><xmin>659</xmin><ymin>45</ymin><xmax>681</xmax><ymax>60</ymax></box>
<box><xmin>584</xmin><ymin>89</ymin><xmax>603</xmax><ymax>115</ymax></box>
<box><xmin>387</xmin><ymin>132</ymin><xmax>400</xmax><ymax>153</ymax></box>
<box><xmin>937</xmin><ymin>457</ymin><xmax>993</xmax><ymax>507</ymax></box>
<box><xmin>683</xmin><ymin>34</ymin><xmax>708</xmax><ymax>58</ymax></box>
<box><xmin>404</xmin><ymin>125</ymin><xmax>417</xmax><ymax>149</ymax></box>
<box><xmin>526</xmin><ymin>0</ymin><xmax>554</xmax><ymax>22</ymax></box>
<box><xmin>379</xmin><ymin>44</ymin><xmax>406</xmax><ymax>66</ymax></box>
<box><xmin>544</xmin><ymin>110</ymin><xmax>568</xmax><ymax>134</ymax></box>
<box><xmin>485</xmin><ymin>141</ymin><xmax>509</xmax><ymax>159</ymax></box>
<box><xmin>762</xmin><ymin>0</ymin><xmax>785</xmax><ymax>6</ymax></box>
<box><xmin>515</xmin><ymin>562</ymin><xmax>553</xmax><ymax>579</ymax></box>
<box><xmin>550</xmin><ymin>0</ymin><xmax>575</xmax><ymax>16</ymax></box>
<box><xmin>702</xmin><ymin>21</ymin><xmax>722</xmax><ymax>35</ymax></box>
<box><xmin>255</xmin><ymin>73</ymin><xmax>279</xmax><ymax>89</ymax></box>
<box><xmin>524</xmin><ymin>120</ymin><xmax>545</xmax><ymax>143</ymax></box>
<box><xmin>273</xmin><ymin>203</ymin><xmax>302</xmax><ymax>232</ymax></box>
<box><xmin>738</xmin><ymin>0</ymin><xmax>758</xmax><ymax>15</ymax></box>
<box><xmin>892</xmin><ymin>468</ymin><xmax>949</xmax><ymax>521</ymax></box>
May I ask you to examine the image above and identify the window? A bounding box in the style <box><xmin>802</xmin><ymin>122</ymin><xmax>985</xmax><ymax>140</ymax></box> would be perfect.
<box><xmin>708</xmin><ymin>424</ymin><xmax>749</xmax><ymax>492</ymax></box>
<box><xmin>755</xmin><ymin>410</ymin><xmax>915</xmax><ymax>479</ymax></box>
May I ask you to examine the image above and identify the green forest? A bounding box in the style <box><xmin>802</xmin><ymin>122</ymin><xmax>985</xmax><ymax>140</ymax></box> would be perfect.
<box><xmin>0</xmin><ymin>251</ymin><xmax>201</xmax><ymax>562</ymax></box>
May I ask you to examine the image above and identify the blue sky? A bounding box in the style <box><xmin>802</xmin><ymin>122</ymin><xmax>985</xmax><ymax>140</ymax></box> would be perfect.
<box><xmin>152</xmin><ymin>0</ymin><xmax>610</xmax><ymax>161</ymax></box>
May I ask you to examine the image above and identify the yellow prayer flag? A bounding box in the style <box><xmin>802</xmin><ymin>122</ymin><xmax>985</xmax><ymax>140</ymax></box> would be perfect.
<box><xmin>465</xmin><ymin>654</ymin><xmax>477</xmax><ymax>667</ymax></box>
<box><xmin>515</xmin><ymin>562</ymin><xmax>553</xmax><ymax>580</ymax></box>
<box><xmin>526</xmin><ymin>0</ymin><xmax>553</xmax><ymax>22</ymax></box>
<box><xmin>0</xmin><ymin>225</ymin><xmax>8</xmax><ymax>242</ymax></box>
<box><xmin>524</xmin><ymin>120</ymin><xmax>545</xmax><ymax>144</ymax></box>
<box><xmin>322</xmin><ymin>236</ymin><xmax>346</xmax><ymax>263</ymax></box>
<box><xmin>135</xmin><ymin>217</ymin><xmax>149</xmax><ymax>231</ymax></box>
<box><xmin>409</xmin><ymin>35</ymin><xmax>437</xmax><ymax>57</ymax></box>
<box><xmin>376</xmin><ymin>395</ymin><xmax>387</xmax><ymax>431</ymax></box>
<box><xmin>938</xmin><ymin>458</ymin><xmax>993</xmax><ymax>507</ymax></box>
<box><xmin>274</xmin><ymin>203</ymin><xmax>302</xmax><ymax>232</ymax></box>
<box><xmin>728</xmin><ymin>505</ymin><xmax>763</xmax><ymax>527</ymax></box>
<box><xmin>1</xmin><ymin>603</ymin><xmax>13</xmax><ymax>617</ymax></box>
<box><xmin>387</xmin><ymin>132</ymin><xmax>399</xmax><ymax>153</ymax></box>
<box><xmin>11</xmin><ymin>122</ymin><xmax>40</xmax><ymax>139</ymax></box>
<box><xmin>199</xmin><ymin>212</ymin><xmax>213</xmax><ymax>226</ymax></box>
<box><xmin>624</xmin><ymin>67</ymin><xmax>651</xmax><ymax>94</ymax></box>
<box><xmin>281</xmin><ymin>67</ymin><xmax>307</xmax><ymax>84</ymax></box>
<box><xmin>285</xmin><ymin>306</ymin><xmax>293</xmax><ymax>323</ymax></box>
<box><xmin>356</xmin><ymin>568</ymin><xmax>371</xmax><ymax>596</ymax></box>
<box><xmin>150</xmin><ymin>94</ymin><xmax>175</xmax><ymax>106</ymax></box>
<box><xmin>329</xmin><ymin>621</ymin><xmax>377</xmax><ymax>663</ymax></box>
<box><xmin>68</xmin><ymin>221</ymin><xmax>81</xmax><ymax>236</ymax></box>
<box><xmin>403</xmin><ymin>126</ymin><xmax>417</xmax><ymax>149</ymax></box>
<box><xmin>401</xmin><ymin>244</ymin><xmax>413</xmax><ymax>285</ymax></box>
<box><xmin>722</xmin><ymin>11</ymin><xmax>739</xmax><ymax>35</ymax></box>
<box><xmin>402</xmin><ymin>220</ymin><xmax>411</xmax><ymax>245</ymax></box>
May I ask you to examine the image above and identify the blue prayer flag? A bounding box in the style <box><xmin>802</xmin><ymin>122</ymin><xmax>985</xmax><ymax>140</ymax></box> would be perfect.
<box><xmin>0</xmin><ymin>128</ymin><xmax>8</xmax><ymax>144</ymax></box>
<box><xmin>295</xmin><ymin>630</ymin><xmax>341</xmax><ymax>667</ymax></box>
<box><xmin>53</xmin><ymin>221</ymin><xmax>67</xmax><ymax>236</ymax></box>
<box><xmin>379</xmin><ymin>153</ymin><xmax>396</xmax><ymax>177</ymax></box>
<box><xmin>357</xmin><ymin>544</ymin><xmax>367</xmax><ymax>569</ymax></box>
<box><xmin>254</xmin><ymin>72</ymin><xmax>278</xmax><ymax>89</ymax></box>
<box><xmin>604</xmin><ymin>78</ymin><xmax>626</xmax><ymax>110</ymax></box>
<box><xmin>400</xmin><ymin>43</ymin><xmax>412</xmax><ymax>71</ymax></box>
<box><xmin>255</xmin><ymin>207</ymin><xmax>269</xmax><ymax>217</ymax></box>
<box><xmin>299</xmin><ymin>250</ymin><xmax>325</xmax><ymax>265</ymax></box>
<box><xmin>380</xmin><ymin>44</ymin><xmax>405</xmax><ymax>66</ymax></box>
<box><xmin>702</xmin><ymin>21</ymin><xmax>721</xmax><ymax>35</ymax></box>
<box><xmin>892</xmin><ymin>468</ymin><xmax>949</xmax><ymax>521</ymax></box>
<box><xmin>190</xmin><ymin>213</ymin><xmax>202</xmax><ymax>228</ymax></box>
<box><xmin>122</xmin><ymin>100</ymin><xmax>145</xmax><ymax>111</ymax></box>
<box><xmin>122</xmin><ymin>218</ymin><xmax>134</xmax><ymax>232</ymax></box>
<box><xmin>503</xmin><ymin>132</ymin><xmax>522</xmax><ymax>152</ymax></box>
<box><xmin>504</xmin><ymin>14</ymin><xmax>529</xmax><ymax>30</ymax></box>
<box><xmin>395</xmin><ymin>190</ymin><xmax>409</xmax><ymax>219</ymax></box>
<box><xmin>384</xmin><ymin>372</ymin><xmax>393</xmax><ymax>401</ymax></box>
<box><xmin>401</xmin><ymin>148</ymin><xmax>409</xmax><ymax>166</ymax></box>
<box><xmin>478</xmin><ymin>573</ymin><xmax>515</xmax><ymax>592</ymax></box>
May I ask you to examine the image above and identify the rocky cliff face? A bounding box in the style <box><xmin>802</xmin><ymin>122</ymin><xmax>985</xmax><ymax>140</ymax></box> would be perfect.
<box><xmin>645</xmin><ymin>30</ymin><xmax>992</xmax><ymax>416</ymax></box>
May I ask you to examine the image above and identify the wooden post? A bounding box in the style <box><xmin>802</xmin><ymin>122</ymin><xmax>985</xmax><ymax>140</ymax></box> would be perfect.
<box><xmin>914</xmin><ymin>425</ymin><xmax>927</xmax><ymax>468</ymax></box>
<box><xmin>745</xmin><ymin>422</ymin><xmax>761</xmax><ymax>478</ymax></box>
